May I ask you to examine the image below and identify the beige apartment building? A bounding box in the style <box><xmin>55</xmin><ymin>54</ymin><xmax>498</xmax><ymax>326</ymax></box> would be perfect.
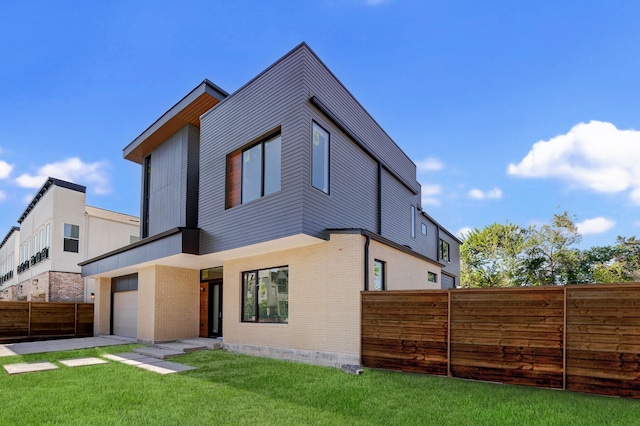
<box><xmin>0</xmin><ymin>178</ymin><xmax>139</xmax><ymax>302</ymax></box>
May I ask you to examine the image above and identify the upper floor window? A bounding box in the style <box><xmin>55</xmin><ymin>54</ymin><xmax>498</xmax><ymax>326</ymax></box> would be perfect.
<box><xmin>312</xmin><ymin>122</ymin><xmax>329</xmax><ymax>193</ymax></box>
<box><xmin>439</xmin><ymin>239</ymin><xmax>450</xmax><ymax>262</ymax></box>
<box><xmin>373</xmin><ymin>259</ymin><xmax>386</xmax><ymax>291</ymax></box>
<box><xmin>45</xmin><ymin>223</ymin><xmax>51</xmax><ymax>248</ymax></box>
<box><xmin>228</xmin><ymin>132</ymin><xmax>281</xmax><ymax>208</ymax></box>
<box><xmin>421</xmin><ymin>223</ymin><xmax>428</xmax><ymax>235</ymax></box>
<box><xmin>411</xmin><ymin>205</ymin><xmax>416</xmax><ymax>238</ymax></box>
<box><xmin>64</xmin><ymin>224</ymin><xmax>80</xmax><ymax>253</ymax></box>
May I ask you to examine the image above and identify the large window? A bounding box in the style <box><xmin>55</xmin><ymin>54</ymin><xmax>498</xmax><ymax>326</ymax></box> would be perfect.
<box><xmin>439</xmin><ymin>239</ymin><xmax>450</xmax><ymax>262</ymax></box>
<box><xmin>64</xmin><ymin>224</ymin><xmax>80</xmax><ymax>253</ymax></box>
<box><xmin>312</xmin><ymin>122</ymin><xmax>329</xmax><ymax>193</ymax></box>
<box><xmin>373</xmin><ymin>260</ymin><xmax>386</xmax><ymax>291</ymax></box>
<box><xmin>228</xmin><ymin>132</ymin><xmax>281</xmax><ymax>208</ymax></box>
<box><xmin>242</xmin><ymin>266</ymin><xmax>288</xmax><ymax>323</ymax></box>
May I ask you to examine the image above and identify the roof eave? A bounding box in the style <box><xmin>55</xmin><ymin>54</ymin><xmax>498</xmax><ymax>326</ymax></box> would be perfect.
<box><xmin>123</xmin><ymin>80</ymin><xmax>228</xmax><ymax>164</ymax></box>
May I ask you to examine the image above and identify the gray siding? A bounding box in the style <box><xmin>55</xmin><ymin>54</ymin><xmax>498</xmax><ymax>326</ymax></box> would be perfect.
<box><xmin>440</xmin><ymin>231</ymin><xmax>461</xmax><ymax>279</ymax></box>
<box><xmin>417</xmin><ymin>214</ymin><xmax>439</xmax><ymax>261</ymax></box>
<box><xmin>146</xmin><ymin>125</ymin><xmax>198</xmax><ymax>236</ymax></box>
<box><xmin>198</xmin><ymin>46</ymin><xmax>308</xmax><ymax>253</ymax></box>
<box><xmin>380</xmin><ymin>169</ymin><xmax>413</xmax><ymax>248</ymax></box>
<box><xmin>300</xmin><ymin>113</ymin><xmax>378</xmax><ymax>238</ymax></box>
<box><xmin>302</xmin><ymin>47</ymin><xmax>420</xmax><ymax>194</ymax></box>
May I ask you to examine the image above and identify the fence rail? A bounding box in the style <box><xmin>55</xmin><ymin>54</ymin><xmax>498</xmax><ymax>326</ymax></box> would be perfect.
<box><xmin>361</xmin><ymin>283</ymin><xmax>640</xmax><ymax>399</ymax></box>
<box><xmin>0</xmin><ymin>301</ymin><xmax>93</xmax><ymax>342</ymax></box>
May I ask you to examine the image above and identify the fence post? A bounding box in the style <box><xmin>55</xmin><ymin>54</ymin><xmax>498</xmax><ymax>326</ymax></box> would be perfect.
<box><xmin>563</xmin><ymin>286</ymin><xmax>567</xmax><ymax>390</ymax></box>
<box><xmin>74</xmin><ymin>303</ymin><xmax>78</xmax><ymax>337</ymax></box>
<box><xmin>28</xmin><ymin>302</ymin><xmax>32</xmax><ymax>337</ymax></box>
<box><xmin>447</xmin><ymin>290</ymin><xmax>452</xmax><ymax>377</ymax></box>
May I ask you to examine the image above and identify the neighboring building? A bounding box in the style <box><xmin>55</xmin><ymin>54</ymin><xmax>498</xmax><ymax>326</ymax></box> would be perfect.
<box><xmin>81</xmin><ymin>42</ymin><xmax>461</xmax><ymax>366</ymax></box>
<box><xmin>0</xmin><ymin>178</ymin><xmax>140</xmax><ymax>302</ymax></box>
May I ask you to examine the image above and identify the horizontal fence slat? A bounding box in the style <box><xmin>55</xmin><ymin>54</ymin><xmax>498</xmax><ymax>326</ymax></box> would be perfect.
<box><xmin>362</xmin><ymin>283</ymin><xmax>640</xmax><ymax>399</ymax></box>
<box><xmin>0</xmin><ymin>301</ymin><xmax>94</xmax><ymax>342</ymax></box>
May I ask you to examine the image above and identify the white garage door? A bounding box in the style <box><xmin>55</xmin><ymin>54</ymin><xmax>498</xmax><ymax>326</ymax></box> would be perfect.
<box><xmin>113</xmin><ymin>290</ymin><xmax>138</xmax><ymax>338</ymax></box>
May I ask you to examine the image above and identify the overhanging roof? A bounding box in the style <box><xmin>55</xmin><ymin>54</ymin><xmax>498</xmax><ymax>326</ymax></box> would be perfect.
<box><xmin>123</xmin><ymin>79</ymin><xmax>228</xmax><ymax>164</ymax></box>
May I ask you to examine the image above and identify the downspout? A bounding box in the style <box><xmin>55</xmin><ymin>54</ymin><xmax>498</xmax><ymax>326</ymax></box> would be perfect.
<box><xmin>364</xmin><ymin>234</ymin><xmax>370</xmax><ymax>291</ymax></box>
<box><xmin>377</xmin><ymin>162</ymin><xmax>382</xmax><ymax>235</ymax></box>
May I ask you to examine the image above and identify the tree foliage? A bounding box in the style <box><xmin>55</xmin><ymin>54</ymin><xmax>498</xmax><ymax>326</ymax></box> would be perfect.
<box><xmin>460</xmin><ymin>212</ymin><xmax>639</xmax><ymax>288</ymax></box>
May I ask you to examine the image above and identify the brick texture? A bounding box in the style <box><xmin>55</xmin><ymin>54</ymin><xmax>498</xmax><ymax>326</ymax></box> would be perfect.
<box><xmin>48</xmin><ymin>272</ymin><xmax>84</xmax><ymax>302</ymax></box>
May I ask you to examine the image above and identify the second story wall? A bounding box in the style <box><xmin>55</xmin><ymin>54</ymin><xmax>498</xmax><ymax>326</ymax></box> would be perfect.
<box><xmin>142</xmin><ymin>124</ymin><xmax>199</xmax><ymax>237</ymax></box>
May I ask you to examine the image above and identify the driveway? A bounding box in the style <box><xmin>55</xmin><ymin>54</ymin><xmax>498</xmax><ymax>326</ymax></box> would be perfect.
<box><xmin>0</xmin><ymin>336</ymin><xmax>134</xmax><ymax>357</ymax></box>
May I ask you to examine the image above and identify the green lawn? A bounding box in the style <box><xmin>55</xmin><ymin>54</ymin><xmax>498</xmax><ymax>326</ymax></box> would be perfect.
<box><xmin>1</xmin><ymin>346</ymin><xmax>639</xmax><ymax>425</ymax></box>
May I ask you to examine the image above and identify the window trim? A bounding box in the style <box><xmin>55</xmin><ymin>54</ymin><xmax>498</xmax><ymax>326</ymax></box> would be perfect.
<box><xmin>373</xmin><ymin>259</ymin><xmax>386</xmax><ymax>291</ymax></box>
<box><xmin>241</xmin><ymin>265</ymin><xmax>289</xmax><ymax>324</ymax></box>
<box><xmin>63</xmin><ymin>223</ymin><xmax>80</xmax><ymax>253</ymax></box>
<box><xmin>227</xmin><ymin>130</ymin><xmax>282</xmax><ymax>208</ymax></box>
<box><xmin>439</xmin><ymin>239</ymin><xmax>450</xmax><ymax>262</ymax></box>
<box><xmin>311</xmin><ymin>121</ymin><xmax>330</xmax><ymax>194</ymax></box>
<box><xmin>411</xmin><ymin>205</ymin><xmax>416</xmax><ymax>239</ymax></box>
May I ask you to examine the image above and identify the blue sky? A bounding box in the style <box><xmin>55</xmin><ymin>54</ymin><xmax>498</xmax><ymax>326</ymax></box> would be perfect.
<box><xmin>1</xmin><ymin>0</ymin><xmax>639</xmax><ymax>248</ymax></box>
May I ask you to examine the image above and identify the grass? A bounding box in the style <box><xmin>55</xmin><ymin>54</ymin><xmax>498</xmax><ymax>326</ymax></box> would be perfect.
<box><xmin>1</xmin><ymin>346</ymin><xmax>639</xmax><ymax>425</ymax></box>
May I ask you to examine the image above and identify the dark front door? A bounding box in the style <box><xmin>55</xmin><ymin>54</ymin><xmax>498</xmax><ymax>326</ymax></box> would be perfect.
<box><xmin>200</xmin><ymin>280</ymin><xmax>222</xmax><ymax>338</ymax></box>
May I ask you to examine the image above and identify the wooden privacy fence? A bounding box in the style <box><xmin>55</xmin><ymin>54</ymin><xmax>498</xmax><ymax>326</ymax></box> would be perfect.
<box><xmin>0</xmin><ymin>301</ymin><xmax>94</xmax><ymax>342</ymax></box>
<box><xmin>361</xmin><ymin>283</ymin><xmax>640</xmax><ymax>399</ymax></box>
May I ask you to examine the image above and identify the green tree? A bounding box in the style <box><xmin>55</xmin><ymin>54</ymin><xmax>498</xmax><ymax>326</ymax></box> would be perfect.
<box><xmin>523</xmin><ymin>212</ymin><xmax>581</xmax><ymax>286</ymax></box>
<box><xmin>460</xmin><ymin>222</ymin><xmax>530</xmax><ymax>288</ymax></box>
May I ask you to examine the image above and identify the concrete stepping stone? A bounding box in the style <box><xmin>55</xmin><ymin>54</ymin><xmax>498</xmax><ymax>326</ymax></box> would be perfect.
<box><xmin>135</xmin><ymin>360</ymin><xmax>196</xmax><ymax>375</ymax></box>
<box><xmin>4</xmin><ymin>361</ymin><xmax>58</xmax><ymax>375</ymax></box>
<box><xmin>59</xmin><ymin>357</ymin><xmax>108</xmax><ymax>367</ymax></box>
<box><xmin>179</xmin><ymin>338</ymin><xmax>223</xmax><ymax>350</ymax></box>
<box><xmin>132</xmin><ymin>347</ymin><xmax>184</xmax><ymax>359</ymax></box>
<box><xmin>103</xmin><ymin>352</ymin><xmax>147</xmax><ymax>362</ymax></box>
<box><xmin>155</xmin><ymin>342</ymin><xmax>206</xmax><ymax>353</ymax></box>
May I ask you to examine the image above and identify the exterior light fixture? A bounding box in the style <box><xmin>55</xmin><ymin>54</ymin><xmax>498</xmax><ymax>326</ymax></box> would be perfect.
<box><xmin>90</xmin><ymin>292</ymin><xmax>95</xmax><ymax>300</ymax></box>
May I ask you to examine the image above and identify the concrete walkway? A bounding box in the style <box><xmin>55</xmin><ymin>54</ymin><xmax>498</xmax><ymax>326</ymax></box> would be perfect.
<box><xmin>0</xmin><ymin>336</ymin><xmax>134</xmax><ymax>357</ymax></box>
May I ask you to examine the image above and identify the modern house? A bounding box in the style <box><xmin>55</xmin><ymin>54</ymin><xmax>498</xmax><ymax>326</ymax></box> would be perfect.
<box><xmin>0</xmin><ymin>178</ymin><xmax>140</xmax><ymax>302</ymax></box>
<box><xmin>80</xmin><ymin>42</ymin><xmax>461</xmax><ymax>367</ymax></box>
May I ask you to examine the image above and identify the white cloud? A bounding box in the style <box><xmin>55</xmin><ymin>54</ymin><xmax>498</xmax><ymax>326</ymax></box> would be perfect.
<box><xmin>468</xmin><ymin>187</ymin><xmax>502</xmax><ymax>200</ymax></box>
<box><xmin>15</xmin><ymin>157</ymin><xmax>111</xmax><ymax>194</ymax></box>
<box><xmin>0</xmin><ymin>160</ymin><xmax>13</xmax><ymax>179</ymax></box>
<box><xmin>457</xmin><ymin>227</ymin><xmax>472</xmax><ymax>239</ymax></box>
<box><xmin>421</xmin><ymin>184</ymin><xmax>441</xmax><ymax>206</ymax></box>
<box><xmin>508</xmin><ymin>121</ymin><xmax>640</xmax><ymax>204</ymax></box>
<box><xmin>416</xmin><ymin>157</ymin><xmax>443</xmax><ymax>172</ymax></box>
<box><xmin>576</xmin><ymin>217</ymin><xmax>615</xmax><ymax>235</ymax></box>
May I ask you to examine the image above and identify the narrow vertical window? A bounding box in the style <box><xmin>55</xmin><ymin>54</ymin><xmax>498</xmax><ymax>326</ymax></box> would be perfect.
<box><xmin>312</xmin><ymin>122</ymin><xmax>329</xmax><ymax>193</ymax></box>
<box><xmin>439</xmin><ymin>239</ymin><xmax>450</xmax><ymax>262</ymax></box>
<box><xmin>142</xmin><ymin>155</ymin><xmax>151</xmax><ymax>238</ymax></box>
<box><xmin>242</xmin><ymin>143</ymin><xmax>263</xmax><ymax>203</ymax></box>
<box><xmin>45</xmin><ymin>223</ymin><xmax>50</xmax><ymax>248</ymax></box>
<box><xmin>64</xmin><ymin>224</ymin><xmax>80</xmax><ymax>253</ymax></box>
<box><xmin>411</xmin><ymin>205</ymin><xmax>416</xmax><ymax>238</ymax></box>
<box><xmin>263</xmin><ymin>135</ymin><xmax>281</xmax><ymax>196</ymax></box>
<box><xmin>373</xmin><ymin>260</ymin><xmax>386</xmax><ymax>291</ymax></box>
<box><xmin>421</xmin><ymin>223</ymin><xmax>428</xmax><ymax>235</ymax></box>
